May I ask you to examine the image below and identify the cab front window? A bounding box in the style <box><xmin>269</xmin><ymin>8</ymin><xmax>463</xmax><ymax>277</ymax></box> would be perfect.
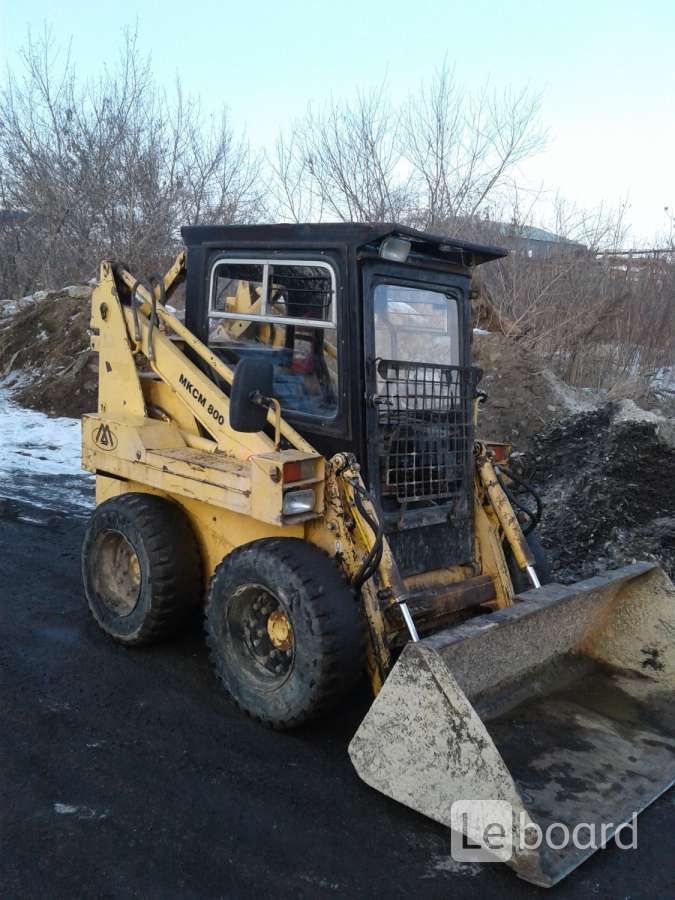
<box><xmin>374</xmin><ymin>283</ymin><xmax>459</xmax><ymax>366</ymax></box>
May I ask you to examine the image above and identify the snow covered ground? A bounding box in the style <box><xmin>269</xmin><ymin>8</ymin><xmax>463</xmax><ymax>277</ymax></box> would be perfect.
<box><xmin>652</xmin><ymin>364</ymin><xmax>675</xmax><ymax>393</ymax></box>
<box><xmin>0</xmin><ymin>390</ymin><xmax>93</xmax><ymax>513</ymax></box>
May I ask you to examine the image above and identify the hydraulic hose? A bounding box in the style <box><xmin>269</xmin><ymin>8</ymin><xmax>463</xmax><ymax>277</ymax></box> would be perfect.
<box><xmin>351</xmin><ymin>480</ymin><xmax>384</xmax><ymax>590</ymax></box>
<box><xmin>495</xmin><ymin>466</ymin><xmax>543</xmax><ymax>536</ymax></box>
<box><xmin>147</xmin><ymin>273</ymin><xmax>166</xmax><ymax>363</ymax></box>
<box><xmin>129</xmin><ymin>278</ymin><xmax>143</xmax><ymax>343</ymax></box>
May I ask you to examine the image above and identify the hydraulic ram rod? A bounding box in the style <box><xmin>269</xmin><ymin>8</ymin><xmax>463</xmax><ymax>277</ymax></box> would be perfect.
<box><xmin>476</xmin><ymin>449</ymin><xmax>540</xmax><ymax>589</ymax></box>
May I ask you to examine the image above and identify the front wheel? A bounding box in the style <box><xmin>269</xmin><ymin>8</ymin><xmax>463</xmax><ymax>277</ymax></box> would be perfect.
<box><xmin>205</xmin><ymin>538</ymin><xmax>365</xmax><ymax>728</ymax></box>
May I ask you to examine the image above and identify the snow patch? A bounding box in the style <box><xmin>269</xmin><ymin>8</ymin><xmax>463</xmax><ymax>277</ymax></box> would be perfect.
<box><xmin>540</xmin><ymin>369</ymin><xmax>597</xmax><ymax>414</ymax></box>
<box><xmin>612</xmin><ymin>398</ymin><xmax>664</xmax><ymax>425</ymax></box>
<box><xmin>0</xmin><ymin>389</ymin><xmax>93</xmax><ymax>511</ymax></box>
<box><xmin>54</xmin><ymin>802</ymin><xmax>108</xmax><ymax>819</ymax></box>
<box><xmin>54</xmin><ymin>803</ymin><xmax>78</xmax><ymax>815</ymax></box>
<box><xmin>651</xmin><ymin>365</ymin><xmax>675</xmax><ymax>392</ymax></box>
<box><xmin>0</xmin><ymin>390</ymin><xmax>83</xmax><ymax>475</ymax></box>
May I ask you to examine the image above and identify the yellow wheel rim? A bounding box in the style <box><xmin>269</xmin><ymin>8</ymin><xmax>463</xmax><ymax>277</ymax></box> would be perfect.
<box><xmin>266</xmin><ymin>608</ymin><xmax>293</xmax><ymax>652</ymax></box>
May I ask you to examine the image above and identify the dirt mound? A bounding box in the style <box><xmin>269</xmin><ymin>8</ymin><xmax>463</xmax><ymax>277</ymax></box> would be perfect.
<box><xmin>473</xmin><ymin>333</ymin><xmax>594</xmax><ymax>447</ymax></box>
<box><xmin>0</xmin><ymin>286</ymin><xmax>95</xmax><ymax>418</ymax></box>
<box><xmin>523</xmin><ymin>403</ymin><xmax>675</xmax><ymax>583</ymax></box>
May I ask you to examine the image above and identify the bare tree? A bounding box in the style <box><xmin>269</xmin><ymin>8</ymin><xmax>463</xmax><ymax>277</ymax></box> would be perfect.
<box><xmin>269</xmin><ymin>130</ymin><xmax>321</xmax><ymax>224</ymax></box>
<box><xmin>1</xmin><ymin>30</ymin><xmax>671</xmax><ymax>398</ymax></box>
<box><xmin>269</xmin><ymin>66</ymin><xmax>545</xmax><ymax>232</ymax></box>
<box><xmin>401</xmin><ymin>64</ymin><xmax>546</xmax><ymax>231</ymax></box>
<box><xmin>271</xmin><ymin>86</ymin><xmax>412</xmax><ymax>223</ymax></box>
<box><xmin>0</xmin><ymin>28</ymin><xmax>263</xmax><ymax>296</ymax></box>
<box><xmin>478</xmin><ymin>196</ymin><xmax>674</xmax><ymax>389</ymax></box>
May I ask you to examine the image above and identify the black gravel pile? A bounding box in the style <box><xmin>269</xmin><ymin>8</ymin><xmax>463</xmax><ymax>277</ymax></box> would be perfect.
<box><xmin>522</xmin><ymin>403</ymin><xmax>675</xmax><ymax>583</ymax></box>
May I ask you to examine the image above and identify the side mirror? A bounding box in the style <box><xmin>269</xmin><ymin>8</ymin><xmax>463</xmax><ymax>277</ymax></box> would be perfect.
<box><xmin>229</xmin><ymin>357</ymin><xmax>274</xmax><ymax>433</ymax></box>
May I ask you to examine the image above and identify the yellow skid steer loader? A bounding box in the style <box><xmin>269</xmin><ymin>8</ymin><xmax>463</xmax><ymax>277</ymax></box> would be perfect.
<box><xmin>81</xmin><ymin>224</ymin><xmax>675</xmax><ymax>886</ymax></box>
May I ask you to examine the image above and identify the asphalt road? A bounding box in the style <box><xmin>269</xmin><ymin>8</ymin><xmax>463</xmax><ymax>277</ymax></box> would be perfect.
<box><xmin>1</xmin><ymin>481</ymin><xmax>673</xmax><ymax>899</ymax></box>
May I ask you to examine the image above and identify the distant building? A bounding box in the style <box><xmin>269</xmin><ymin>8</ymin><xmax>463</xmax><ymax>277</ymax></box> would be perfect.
<box><xmin>492</xmin><ymin>223</ymin><xmax>587</xmax><ymax>259</ymax></box>
<box><xmin>434</xmin><ymin>216</ymin><xmax>588</xmax><ymax>260</ymax></box>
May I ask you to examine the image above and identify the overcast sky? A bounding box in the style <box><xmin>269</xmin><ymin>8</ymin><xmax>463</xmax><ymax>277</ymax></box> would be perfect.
<box><xmin>1</xmin><ymin>0</ymin><xmax>673</xmax><ymax>244</ymax></box>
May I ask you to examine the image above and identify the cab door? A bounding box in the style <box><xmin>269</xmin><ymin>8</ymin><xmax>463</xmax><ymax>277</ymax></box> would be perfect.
<box><xmin>361</xmin><ymin>259</ymin><xmax>476</xmax><ymax>576</ymax></box>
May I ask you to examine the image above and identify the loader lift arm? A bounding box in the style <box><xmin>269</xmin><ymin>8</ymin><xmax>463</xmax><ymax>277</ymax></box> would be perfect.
<box><xmin>112</xmin><ymin>257</ymin><xmax>314</xmax><ymax>456</ymax></box>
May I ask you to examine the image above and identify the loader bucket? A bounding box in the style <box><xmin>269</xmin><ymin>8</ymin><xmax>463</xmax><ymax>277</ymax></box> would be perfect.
<box><xmin>349</xmin><ymin>563</ymin><xmax>675</xmax><ymax>886</ymax></box>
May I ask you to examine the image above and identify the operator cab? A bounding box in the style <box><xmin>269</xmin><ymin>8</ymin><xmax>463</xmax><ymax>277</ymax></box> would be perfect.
<box><xmin>183</xmin><ymin>223</ymin><xmax>506</xmax><ymax>575</ymax></box>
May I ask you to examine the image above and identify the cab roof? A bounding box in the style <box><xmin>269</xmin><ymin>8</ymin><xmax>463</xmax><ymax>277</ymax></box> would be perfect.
<box><xmin>181</xmin><ymin>222</ymin><xmax>508</xmax><ymax>267</ymax></box>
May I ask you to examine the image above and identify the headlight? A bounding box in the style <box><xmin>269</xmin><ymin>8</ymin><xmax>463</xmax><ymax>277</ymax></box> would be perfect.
<box><xmin>380</xmin><ymin>235</ymin><xmax>411</xmax><ymax>262</ymax></box>
<box><xmin>282</xmin><ymin>488</ymin><xmax>315</xmax><ymax>515</ymax></box>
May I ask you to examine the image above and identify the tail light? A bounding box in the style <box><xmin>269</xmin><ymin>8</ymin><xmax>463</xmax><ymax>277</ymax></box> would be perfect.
<box><xmin>283</xmin><ymin>459</ymin><xmax>315</xmax><ymax>483</ymax></box>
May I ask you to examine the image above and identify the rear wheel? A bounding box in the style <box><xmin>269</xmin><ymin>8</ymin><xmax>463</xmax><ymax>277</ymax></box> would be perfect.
<box><xmin>82</xmin><ymin>493</ymin><xmax>202</xmax><ymax>645</ymax></box>
<box><xmin>205</xmin><ymin>538</ymin><xmax>365</xmax><ymax>728</ymax></box>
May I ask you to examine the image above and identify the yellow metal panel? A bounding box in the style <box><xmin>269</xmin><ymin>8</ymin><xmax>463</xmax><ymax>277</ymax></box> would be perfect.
<box><xmin>132</xmin><ymin>310</ymin><xmax>271</xmax><ymax>458</ymax></box>
<box><xmin>90</xmin><ymin>263</ymin><xmax>146</xmax><ymax>419</ymax></box>
<box><xmin>84</xmin><ymin>415</ymin><xmax>322</xmax><ymax>526</ymax></box>
<box><xmin>149</xmin><ymin>447</ymin><xmax>249</xmax><ymax>477</ymax></box>
<box><xmin>161</xmin><ymin>249</ymin><xmax>187</xmax><ymax>296</ymax></box>
<box><xmin>474</xmin><ymin>494</ymin><xmax>514</xmax><ymax>608</ymax></box>
<box><xmin>82</xmin><ymin>414</ymin><xmax>187</xmax><ymax>469</ymax></box>
<box><xmin>98</xmin><ymin>457</ymin><xmax>248</xmax><ymax>511</ymax></box>
<box><xmin>143</xmin><ymin>380</ymin><xmax>199</xmax><ymax>433</ymax></box>
<box><xmin>249</xmin><ymin>451</ymin><xmax>325</xmax><ymax>525</ymax></box>
<box><xmin>88</xmin><ymin>452</ymin><xmax>251</xmax><ymax>515</ymax></box>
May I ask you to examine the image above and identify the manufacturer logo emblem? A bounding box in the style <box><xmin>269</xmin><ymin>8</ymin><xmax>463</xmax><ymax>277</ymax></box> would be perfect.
<box><xmin>93</xmin><ymin>423</ymin><xmax>118</xmax><ymax>451</ymax></box>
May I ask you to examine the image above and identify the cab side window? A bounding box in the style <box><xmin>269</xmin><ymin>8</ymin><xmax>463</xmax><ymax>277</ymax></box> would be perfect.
<box><xmin>209</xmin><ymin>260</ymin><xmax>338</xmax><ymax>418</ymax></box>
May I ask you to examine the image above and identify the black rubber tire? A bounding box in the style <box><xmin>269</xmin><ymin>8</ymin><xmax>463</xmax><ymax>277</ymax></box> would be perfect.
<box><xmin>205</xmin><ymin>538</ymin><xmax>365</xmax><ymax>729</ymax></box>
<box><xmin>82</xmin><ymin>493</ymin><xmax>202</xmax><ymax>645</ymax></box>
<box><xmin>506</xmin><ymin>528</ymin><xmax>553</xmax><ymax>594</ymax></box>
